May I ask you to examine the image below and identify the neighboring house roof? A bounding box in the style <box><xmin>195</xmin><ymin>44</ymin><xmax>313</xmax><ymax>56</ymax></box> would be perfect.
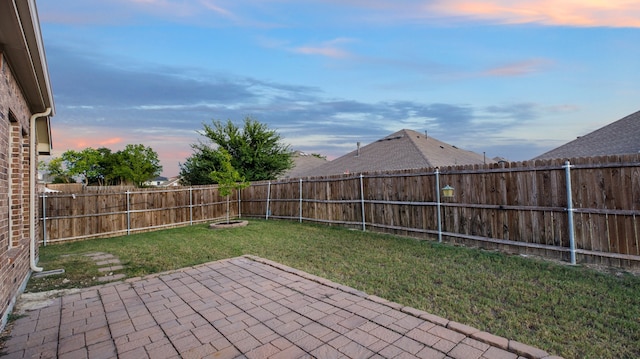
<box><xmin>0</xmin><ymin>0</ymin><xmax>55</xmax><ymax>154</ymax></box>
<box><xmin>165</xmin><ymin>177</ymin><xmax>182</xmax><ymax>187</ymax></box>
<box><xmin>156</xmin><ymin>176</ymin><xmax>169</xmax><ymax>182</ymax></box>
<box><xmin>145</xmin><ymin>176</ymin><xmax>182</xmax><ymax>187</ymax></box>
<box><xmin>145</xmin><ymin>176</ymin><xmax>168</xmax><ymax>186</ymax></box>
<box><xmin>279</xmin><ymin>151</ymin><xmax>327</xmax><ymax>179</ymax></box>
<box><xmin>301</xmin><ymin>129</ymin><xmax>491</xmax><ymax>177</ymax></box>
<box><xmin>534</xmin><ymin>110</ymin><xmax>640</xmax><ymax>160</ymax></box>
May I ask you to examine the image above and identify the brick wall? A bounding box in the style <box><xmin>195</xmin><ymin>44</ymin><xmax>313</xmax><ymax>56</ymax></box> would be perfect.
<box><xmin>0</xmin><ymin>52</ymin><xmax>39</xmax><ymax>329</ymax></box>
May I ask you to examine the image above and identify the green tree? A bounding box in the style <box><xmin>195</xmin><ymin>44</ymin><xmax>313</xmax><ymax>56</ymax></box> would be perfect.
<box><xmin>47</xmin><ymin>145</ymin><xmax>162</xmax><ymax>187</ymax></box>
<box><xmin>86</xmin><ymin>147</ymin><xmax>115</xmax><ymax>186</ymax></box>
<box><xmin>112</xmin><ymin>144</ymin><xmax>162</xmax><ymax>187</ymax></box>
<box><xmin>210</xmin><ymin>149</ymin><xmax>250</xmax><ymax>223</ymax></box>
<box><xmin>60</xmin><ymin>148</ymin><xmax>102</xmax><ymax>186</ymax></box>
<box><xmin>179</xmin><ymin>146</ymin><xmax>224</xmax><ymax>186</ymax></box>
<box><xmin>46</xmin><ymin>157</ymin><xmax>75</xmax><ymax>183</ymax></box>
<box><xmin>180</xmin><ymin>117</ymin><xmax>293</xmax><ymax>185</ymax></box>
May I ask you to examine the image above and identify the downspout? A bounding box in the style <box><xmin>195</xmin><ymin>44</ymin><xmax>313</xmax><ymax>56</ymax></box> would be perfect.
<box><xmin>29</xmin><ymin>107</ymin><xmax>51</xmax><ymax>272</ymax></box>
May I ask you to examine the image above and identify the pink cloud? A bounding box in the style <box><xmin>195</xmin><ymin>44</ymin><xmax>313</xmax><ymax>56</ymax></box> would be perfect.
<box><xmin>483</xmin><ymin>58</ymin><xmax>552</xmax><ymax>77</ymax></box>
<box><xmin>49</xmin><ymin>126</ymin><xmax>192</xmax><ymax>176</ymax></box>
<box><xmin>293</xmin><ymin>38</ymin><xmax>355</xmax><ymax>59</ymax></box>
<box><xmin>41</xmin><ymin>0</ymin><xmax>640</xmax><ymax>28</ymax></box>
<box><xmin>294</xmin><ymin>46</ymin><xmax>351</xmax><ymax>58</ymax></box>
<box><xmin>427</xmin><ymin>0</ymin><xmax>640</xmax><ymax>27</ymax></box>
<box><xmin>99</xmin><ymin>137</ymin><xmax>124</xmax><ymax>146</ymax></box>
<box><xmin>51</xmin><ymin>128</ymin><xmax>118</xmax><ymax>151</ymax></box>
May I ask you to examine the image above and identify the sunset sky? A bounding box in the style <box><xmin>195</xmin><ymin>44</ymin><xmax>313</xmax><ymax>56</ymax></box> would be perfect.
<box><xmin>38</xmin><ymin>0</ymin><xmax>640</xmax><ymax>176</ymax></box>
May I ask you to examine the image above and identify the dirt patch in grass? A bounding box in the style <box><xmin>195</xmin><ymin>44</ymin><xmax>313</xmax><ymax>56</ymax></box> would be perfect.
<box><xmin>27</xmin><ymin>255</ymin><xmax>104</xmax><ymax>292</ymax></box>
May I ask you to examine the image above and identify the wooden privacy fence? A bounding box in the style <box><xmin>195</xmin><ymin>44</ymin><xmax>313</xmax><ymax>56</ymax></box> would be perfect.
<box><xmin>40</xmin><ymin>155</ymin><xmax>640</xmax><ymax>269</ymax></box>
<box><xmin>40</xmin><ymin>186</ymin><xmax>239</xmax><ymax>243</ymax></box>
<box><xmin>240</xmin><ymin>155</ymin><xmax>640</xmax><ymax>269</ymax></box>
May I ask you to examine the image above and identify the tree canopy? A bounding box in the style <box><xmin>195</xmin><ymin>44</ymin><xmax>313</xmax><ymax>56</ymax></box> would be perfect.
<box><xmin>209</xmin><ymin>149</ymin><xmax>249</xmax><ymax>197</ymax></box>
<box><xmin>180</xmin><ymin>117</ymin><xmax>293</xmax><ymax>185</ymax></box>
<box><xmin>46</xmin><ymin>157</ymin><xmax>71</xmax><ymax>184</ymax></box>
<box><xmin>59</xmin><ymin>148</ymin><xmax>102</xmax><ymax>186</ymax></box>
<box><xmin>46</xmin><ymin>144</ymin><xmax>162</xmax><ymax>187</ymax></box>
<box><xmin>112</xmin><ymin>144</ymin><xmax>163</xmax><ymax>187</ymax></box>
<box><xmin>210</xmin><ymin>148</ymin><xmax>250</xmax><ymax>223</ymax></box>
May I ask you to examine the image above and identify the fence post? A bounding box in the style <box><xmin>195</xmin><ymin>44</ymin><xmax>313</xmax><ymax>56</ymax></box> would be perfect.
<box><xmin>189</xmin><ymin>187</ymin><xmax>193</xmax><ymax>225</ymax></box>
<box><xmin>237</xmin><ymin>188</ymin><xmax>242</xmax><ymax>219</ymax></box>
<box><xmin>126</xmin><ymin>191</ymin><xmax>131</xmax><ymax>235</ymax></box>
<box><xmin>564</xmin><ymin>161</ymin><xmax>577</xmax><ymax>265</ymax></box>
<box><xmin>360</xmin><ymin>174</ymin><xmax>366</xmax><ymax>231</ymax></box>
<box><xmin>266</xmin><ymin>181</ymin><xmax>271</xmax><ymax>220</ymax></box>
<box><xmin>299</xmin><ymin>178</ymin><xmax>303</xmax><ymax>223</ymax></box>
<box><xmin>41</xmin><ymin>193</ymin><xmax>47</xmax><ymax>246</ymax></box>
<box><xmin>435</xmin><ymin>168</ymin><xmax>442</xmax><ymax>243</ymax></box>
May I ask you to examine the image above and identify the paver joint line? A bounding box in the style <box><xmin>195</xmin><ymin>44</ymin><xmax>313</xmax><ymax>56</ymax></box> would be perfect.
<box><xmin>2</xmin><ymin>255</ymin><xmax>560</xmax><ymax>359</ymax></box>
<box><xmin>240</xmin><ymin>255</ymin><xmax>560</xmax><ymax>358</ymax></box>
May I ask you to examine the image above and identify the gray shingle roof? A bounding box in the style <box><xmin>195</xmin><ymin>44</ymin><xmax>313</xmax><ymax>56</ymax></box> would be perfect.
<box><xmin>534</xmin><ymin>110</ymin><xmax>640</xmax><ymax>160</ymax></box>
<box><xmin>279</xmin><ymin>151</ymin><xmax>327</xmax><ymax>179</ymax></box>
<box><xmin>300</xmin><ymin>129</ymin><xmax>491</xmax><ymax>177</ymax></box>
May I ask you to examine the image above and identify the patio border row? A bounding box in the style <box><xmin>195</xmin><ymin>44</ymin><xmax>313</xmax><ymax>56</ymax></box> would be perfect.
<box><xmin>241</xmin><ymin>255</ymin><xmax>561</xmax><ymax>359</ymax></box>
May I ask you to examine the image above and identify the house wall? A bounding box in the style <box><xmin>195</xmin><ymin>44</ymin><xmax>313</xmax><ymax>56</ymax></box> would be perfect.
<box><xmin>0</xmin><ymin>52</ymin><xmax>39</xmax><ymax>329</ymax></box>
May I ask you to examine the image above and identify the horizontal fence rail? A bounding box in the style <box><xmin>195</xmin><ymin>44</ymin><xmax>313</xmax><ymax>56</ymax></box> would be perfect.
<box><xmin>240</xmin><ymin>155</ymin><xmax>640</xmax><ymax>269</ymax></box>
<box><xmin>40</xmin><ymin>155</ymin><xmax>640</xmax><ymax>269</ymax></box>
<box><xmin>40</xmin><ymin>186</ymin><xmax>239</xmax><ymax>243</ymax></box>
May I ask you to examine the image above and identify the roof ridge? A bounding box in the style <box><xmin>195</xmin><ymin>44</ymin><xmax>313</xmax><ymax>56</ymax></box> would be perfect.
<box><xmin>533</xmin><ymin>109</ymin><xmax>640</xmax><ymax>160</ymax></box>
<box><xmin>402</xmin><ymin>129</ymin><xmax>433</xmax><ymax>168</ymax></box>
<box><xmin>297</xmin><ymin>128</ymin><xmax>490</xmax><ymax>177</ymax></box>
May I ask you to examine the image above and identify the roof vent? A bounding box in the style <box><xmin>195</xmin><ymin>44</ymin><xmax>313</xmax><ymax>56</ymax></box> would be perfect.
<box><xmin>356</xmin><ymin>142</ymin><xmax>361</xmax><ymax>157</ymax></box>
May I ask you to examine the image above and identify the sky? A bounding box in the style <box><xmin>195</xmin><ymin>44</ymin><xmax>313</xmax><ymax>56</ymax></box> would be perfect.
<box><xmin>37</xmin><ymin>0</ymin><xmax>640</xmax><ymax>177</ymax></box>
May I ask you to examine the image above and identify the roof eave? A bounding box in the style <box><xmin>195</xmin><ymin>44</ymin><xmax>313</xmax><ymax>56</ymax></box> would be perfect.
<box><xmin>0</xmin><ymin>0</ymin><xmax>55</xmax><ymax>116</ymax></box>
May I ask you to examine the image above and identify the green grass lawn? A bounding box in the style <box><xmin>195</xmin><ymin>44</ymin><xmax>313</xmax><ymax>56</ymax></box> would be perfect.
<box><xmin>29</xmin><ymin>219</ymin><xmax>639</xmax><ymax>358</ymax></box>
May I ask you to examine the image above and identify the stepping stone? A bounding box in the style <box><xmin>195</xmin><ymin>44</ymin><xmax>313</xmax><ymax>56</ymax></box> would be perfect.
<box><xmin>98</xmin><ymin>266</ymin><xmax>124</xmax><ymax>272</ymax></box>
<box><xmin>96</xmin><ymin>259</ymin><xmax>121</xmax><ymax>266</ymax></box>
<box><xmin>91</xmin><ymin>254</ymin><xmax>115</xmax><ymax>261</ymax></box>
<box><xmin>87</xmin><ymin>252</ymin><xmax>127</xmax><ymax>281</ymax></box>
<box><xmin>98</xmin><ymin>274</ymin><xmax>126</xmax><ymax>282</ymax></box>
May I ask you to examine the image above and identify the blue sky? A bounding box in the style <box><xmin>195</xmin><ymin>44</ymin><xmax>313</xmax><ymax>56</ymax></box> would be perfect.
<box><xmin>38</xmin><ymin>0</ymin><xmax>640</xmax><ymax>176</ymax></box>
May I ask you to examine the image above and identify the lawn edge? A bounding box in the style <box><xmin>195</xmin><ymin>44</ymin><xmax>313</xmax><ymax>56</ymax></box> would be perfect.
<box><xmin>242</xmin><ymin>254</ymin><xmax>561</xmax><ymax>359</ymax></box>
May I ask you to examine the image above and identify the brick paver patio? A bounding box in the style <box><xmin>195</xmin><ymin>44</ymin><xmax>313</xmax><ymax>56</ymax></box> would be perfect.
<box><xmin>2</xmin><ymin>256</ymin><xmax>560</xmax><ymax>358</ymax></box>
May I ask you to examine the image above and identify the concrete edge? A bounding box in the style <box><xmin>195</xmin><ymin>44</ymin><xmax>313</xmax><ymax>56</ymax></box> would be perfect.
<box><xmin>509</xmin><ymin>340</ymin><xmax>551</xmax><ymax>359</ymax></box>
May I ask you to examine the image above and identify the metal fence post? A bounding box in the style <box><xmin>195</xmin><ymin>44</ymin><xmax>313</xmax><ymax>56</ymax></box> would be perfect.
<box><xmin>42</xmin><ymin>193</ymin><xmax>47</xmax><ymax>246</ymax></box>
<box><xmin>435</xmin><ymin>168</ymin><xmax>442</xmax><ymax>243</ymax></box>
<box><xmin>189</xmin><ymin>187</ymin><xmax>193</xmax><ymax>225</ymax></box>
<box><xmin>299</xmin><ymin>178</ymin><xmax>303</xmax><ymax>223</ymax></box>
<box><xmin>266</xmin><ymin>181</ymin><xmax>271</xmax><ymax>220</ymax></box>
<box><xmin>237</xmin><ymin>188</ymin><xmax>242</xmax><ymax>219</ymax></box>
<box><xmin>126</xmin><ymin>191</ymin><xmax>131</xmax><ymax>235</ymax></box>
<box><xmin>564</xmin><ymin>161</ymin><xmax>577</xmax><ymax>265</ymax></box>
<box><xmin>360</xmin><ymin>174</ymin><xmax>366</xmax><ymax>231</ymax></box>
